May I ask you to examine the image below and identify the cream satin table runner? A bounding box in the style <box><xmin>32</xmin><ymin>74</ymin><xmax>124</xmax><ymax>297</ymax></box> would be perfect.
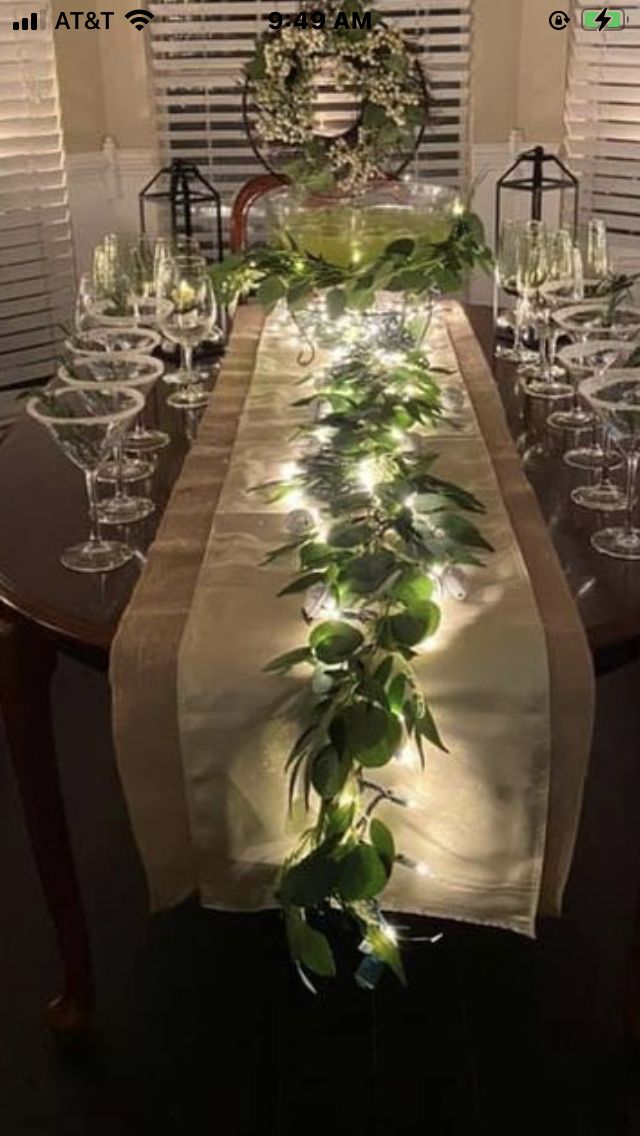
<box><xmin>111</xmin><ymin>302</ymin><xmax>594</xmax><ymax>936</ymax></box>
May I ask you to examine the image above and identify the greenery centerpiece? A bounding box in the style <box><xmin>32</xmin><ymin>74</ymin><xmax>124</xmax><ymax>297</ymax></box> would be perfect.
<box><xmin>210</xmin><ymin>1</ymin><xmax>493</xmax><ymax>988</ymax></box>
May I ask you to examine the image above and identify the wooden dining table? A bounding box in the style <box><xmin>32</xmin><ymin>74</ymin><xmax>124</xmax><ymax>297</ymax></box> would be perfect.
<box><xmin>2</xmin><ymin>306</ymin><xmax>639</xmax><ymax>1035</ymax></box>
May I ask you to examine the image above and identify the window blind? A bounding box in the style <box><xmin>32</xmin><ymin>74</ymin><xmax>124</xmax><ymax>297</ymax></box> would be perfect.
<box><xmin>564</xmin><ymin>2</ymin><xmax>640</xmax><ymax>258</ymax></box>
<box><xmin>0</xmin><ymin>0</ymin><xmax>75</xmax><ymax>389</ymax></box>
<box><xmin>149</xmin><ymin>0</ymin><xmax>471</xmax><ymax>240</ymax></box>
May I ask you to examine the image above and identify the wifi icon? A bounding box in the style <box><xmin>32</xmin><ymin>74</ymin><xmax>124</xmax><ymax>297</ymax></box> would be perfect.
<box><xmin>125</xmin><ymin>8</ymin><xmax>154</xmax><ymax>30</ymax></box>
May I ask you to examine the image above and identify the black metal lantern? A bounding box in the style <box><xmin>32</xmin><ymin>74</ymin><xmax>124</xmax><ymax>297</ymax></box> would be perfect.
<box><xmin>138</xmin><ymin>158</ymin><xmax>224</xmax><ymax>262</ymax></box>
<box><xmin>495</xmin><ymin>146</ymin><xmax>579</xmax><ymax>247</ymax></box>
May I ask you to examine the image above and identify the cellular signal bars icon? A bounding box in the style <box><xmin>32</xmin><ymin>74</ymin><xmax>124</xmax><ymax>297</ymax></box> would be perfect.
<box><xmin>12</xmin><ymin>9</ymin><xmax>46</xmax><ymax>29</ymax></box>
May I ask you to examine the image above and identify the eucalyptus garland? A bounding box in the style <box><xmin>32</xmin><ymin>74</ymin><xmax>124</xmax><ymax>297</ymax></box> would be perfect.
<box><xmin>245</xmin><ymin>0</ymin><xmax>429</xmax><ymax>192</ymax></box>
<box><xmin>255</xmin><ymin>334</ymin><xmax>492</xmax><ymax>987</ymax></box>
<box><xmin>212</xmin><ymin>208</ymin><xmax>491</xmax><ymax>317</ymax></box>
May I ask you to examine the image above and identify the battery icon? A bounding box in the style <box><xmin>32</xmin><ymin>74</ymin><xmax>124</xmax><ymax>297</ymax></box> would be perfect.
<box><xmin>581</xmin><ymin>7</ymin><xmax>628</xmax><ymax>29</ymax></box>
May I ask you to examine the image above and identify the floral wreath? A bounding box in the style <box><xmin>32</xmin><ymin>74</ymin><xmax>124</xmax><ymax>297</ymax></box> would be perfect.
<box><xmin>243</xmin><ymin>1</ymin><xmax>430</xmax><ymax>193</ymax></box>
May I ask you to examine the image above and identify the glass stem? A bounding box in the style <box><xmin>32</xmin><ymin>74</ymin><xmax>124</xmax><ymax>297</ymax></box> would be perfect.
<box><xmin>114</xmin><ymin>440</ymin><xmax>125</xmax><ymax>500</ymax></box>
<box><xmin>548</xmin><ymin>327</ymin><xmax>559</xmax><ymax>369</ymax></box>
<box><xmin>539</xmin><ymin>328</ymin><xmax>548</xmax><ymax>379</ymax></box>
<box><xmin>624</xmin><ymin>452</ymin><xmax>639</xmax><ymax>535</ymax></box>
<box><xmin>84</xmin><ymin>470</ymin><xmax>100</xmax><ymax>545</ymax></box>
<box><xmin>599</xmin><ymin>428</ymin><xmax>613</xmax><ymax>486</ymax></box>
<box><xmin>513</xmin><ymin>303</ymin><xmax>523</xmax><ymax>355</ymax></box>
<box><xmin>180</xmin><ymin>344</ymin><xmax>194</xmax><ymax>381</ymax></box>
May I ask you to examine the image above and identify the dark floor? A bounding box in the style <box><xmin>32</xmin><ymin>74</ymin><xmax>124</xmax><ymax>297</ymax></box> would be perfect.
<box><xmin>2</xmin><ymin>650</ymin><xmax>640</xmax><ymax>1134</ymax></box>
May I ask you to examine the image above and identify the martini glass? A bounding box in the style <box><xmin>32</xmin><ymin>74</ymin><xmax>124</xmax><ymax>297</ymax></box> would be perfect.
<box><xmin>64</xmin><ymin>327</ymin><xmax>169</xmax><ymax>454</ymax></box>
<box><xmin>581</xmin><ymin>373</ymin><xmax>640</xmax><ymax>559</ymax></box>
<box><xmin>65</xmin><ymin>326</ymin><xmax>161</xmax><ymax>357</ymax></box>
<box><xmin>561</xmin><ymin>343</ymin><xmax>637</xmax><ymax>512</ymax></box>
<box><xmin>58</xmin><ymin>353</ymin><xmax>163</xmax><ymax>524</ymax></box>
<box><xmin>549</xmin><ymin>339</ymin><xmax>634</xmax><ymax>432</ymax></box>
<box><xmin>555</xmin><ymin>301</ymin><xmax>640</xmax><ymax>344</ymax></box>
<box><xmin>554</xmin><ymin>304</ymin><xmax>640</xmax><ymax>469</ymax></box>
<box><xmin>27</xmin><ymin>385</ymin><xmax>143</xmax><ymax>572</ymax></box>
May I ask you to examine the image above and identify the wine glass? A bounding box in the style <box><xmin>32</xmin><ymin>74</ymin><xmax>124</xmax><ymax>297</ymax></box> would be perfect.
<box><xmin>580</xmin><ymin>372</ymin><xmax>640</xmax><ymax>559</ymax></box>
<box><xmin>126</xmin><ymin>236</ymin><xmax>157</xmax><ymax>325</ymax></box>
<box><xmin>92</xmin><ymin>234</ymin><xmax>119</xmax><ymax>300</ymax></box>
<box><xmin>27</xmin><ymin>385</ymin><xmax>144</xmax><ymax>573</ymax></box>
<box><xmin>58</xmin><ymin>353</ymin><xmax>163</xmax><ymax>524</ymax></box>
<box><xmin>494</xmin><ymin>221</ymin><xmax>536</xmax><ymax>364</ymax></box>
<box><xmin>518</xmin><ymin>226</ymin><xmax>573</xmax><ymax>400</ymax></box>
<box><xmin>75</xmin><ymin>273</ymin><xmax>98</xmax><ymax>335</ymax></box>
<box><xmin>157</xmin><ymin>255</ymin><xmax>215</xmax><ymax>408</ymax></box>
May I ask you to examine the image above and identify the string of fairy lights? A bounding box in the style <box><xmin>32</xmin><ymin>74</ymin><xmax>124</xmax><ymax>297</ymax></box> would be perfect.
<box><xmin>258</xmin><ymin>306</ymin><xmax>493</xmax><ymax>987</ymax></box>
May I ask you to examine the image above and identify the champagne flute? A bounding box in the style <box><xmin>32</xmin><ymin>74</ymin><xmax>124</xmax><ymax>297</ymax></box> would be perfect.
<box><xmin>581</xmin><ymin>219</ymin><xmax>610</xmax><ymax>297</ymax></box>
<box><xmin>27</xmin><ymin>385</ymin><xmax>144</xmax><ymax>573</ymax></box>
<box><xmin>157</xmin><ymin>255</ymin><xmax>215</xmax><ymax>408</ymax></box>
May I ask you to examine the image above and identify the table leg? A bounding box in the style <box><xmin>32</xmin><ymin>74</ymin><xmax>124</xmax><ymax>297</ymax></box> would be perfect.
<box><xmin>0</xmin><ymin>618</ymin><xmax>94</xmax><ymax>1035</ymax></box>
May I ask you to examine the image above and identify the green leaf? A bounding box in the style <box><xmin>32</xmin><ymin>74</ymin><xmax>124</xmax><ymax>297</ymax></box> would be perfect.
<box><xmin>349</xmin><ymin>287</ymin><xmax>375</xmax><ymax>312</ymax></box>
<box><xmin>261</xmin><ymin>539</ymin><xmax>306</xmax><ymax>565</ymax></box>
<box><xmin>416</xmin><ymin>704</ymin><xmax>448</xmax><ymax>753</ymax></box>
<box><xmin>393</xmin><ymin>567</ymin><xmax>433</xmax><ymax>612</ymax></box>
<box><xmin>387</xmin><ymin>611</ymin><xmax>429</xmax><ymax>648</ymax></box>
<box><xmin>245</xmin><ymin>49</ymin><xmax>266</xmax><ymax>81</ymax></box>
<box><xmin>264</xmin><ymin>647</ymin><xmax>312</xmax><ymax>674</ymax></box>
<box><xmin>278</xmin><ymin>571</ymin><xmax>326</xmax><ymax>597</ymax></box>
<box><xmin>390</xmin><ymin>269</ymin><xmax>427</xmax><ymax>292</ymax></box>
<box><xmin>326</xmin><ymin>288</ymin><xmax>347</xmax><ymax>320</ymax></box>
<box><xmin>387</xmin><ymin>672</ymin><xmax>407</xmax><ymax>713</ymax></box>
<box><xmin>300</xmin><ymin>542</ymin><xmax>334</xmax><ymax>568</ymax></box>
<box><xmin>370</xmin><ymin>818</ymin><xmax>395</xmax><ymax>874</ymax></box>
<box><xmin>323</xmin><ymin>797</ymin><xmax>357</xmax><ymax>842</ymax></box>
<box><xmin>279</xmin><ymin>852</ymin><xmax>338</xmax><ymax>907</ymax></box>
<box><xmin>373</xmin><ymin>656</ymin><xmax>394</xmax><ymax>687</ymax></box>
<box><xmin>336</xmin><ymin>843</ymin><xmax>387</xmax><ymax>901</ymax></box>
<box><xmin>384</xmin><ymin>238</ymin><xmax>416</xmax><ymax>258</ymax></box>
<box><xmin>327</xmin><ymin>521</ymin><xmax>373</xmax><ymax>548</ymax></box>
<box><xmin>286</xmin><ymin>909</ymin><xmax>336</xmax><ymax>978</ymax></box>
<box><xmin>256</xmin><ymin>276</ymin><xmax>286</xmax><ymax>307</ymax></box>
<box><xmin>331</xmin><ymin>702</ymin><xmax>402</xmax><ymax>768</ymax></box>
<box><xmin>343</xmin><ymin>550</ymin><xmax>397</xmax><ymax>596</ymax></box>
<box><xmin>311</xmin><ymin>745</ymin><xmax>351</xmax><ymax>800</ymax></box>
<box><xmin>304</xmin><ymin>167</ymin><xmax>335</xmax><ymax>194</ymax></box>
<box><xmin>310</xmin><ymin>620</ymin><xmax>364</xmax><ymax>664</ymax></box>
<box><xmin>361</xmin><ymin>102</ymin><xmax>387</xmax><ymax>128</ymax></box>
<box><xmin>437</xmin><ymin>513</ymin><xmax>493</xmax><ymax>552</ymax></box>
<box><xmin>366</xmin><ymin>925</ymin><xmax>406</xmax><ymax>985</ymax></box>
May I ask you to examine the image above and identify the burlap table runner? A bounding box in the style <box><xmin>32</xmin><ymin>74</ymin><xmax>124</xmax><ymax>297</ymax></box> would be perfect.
<box><xmin>110</xmin><ymin>302</ymin><xmax>594</xmax><ymax>929</ymax></box>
